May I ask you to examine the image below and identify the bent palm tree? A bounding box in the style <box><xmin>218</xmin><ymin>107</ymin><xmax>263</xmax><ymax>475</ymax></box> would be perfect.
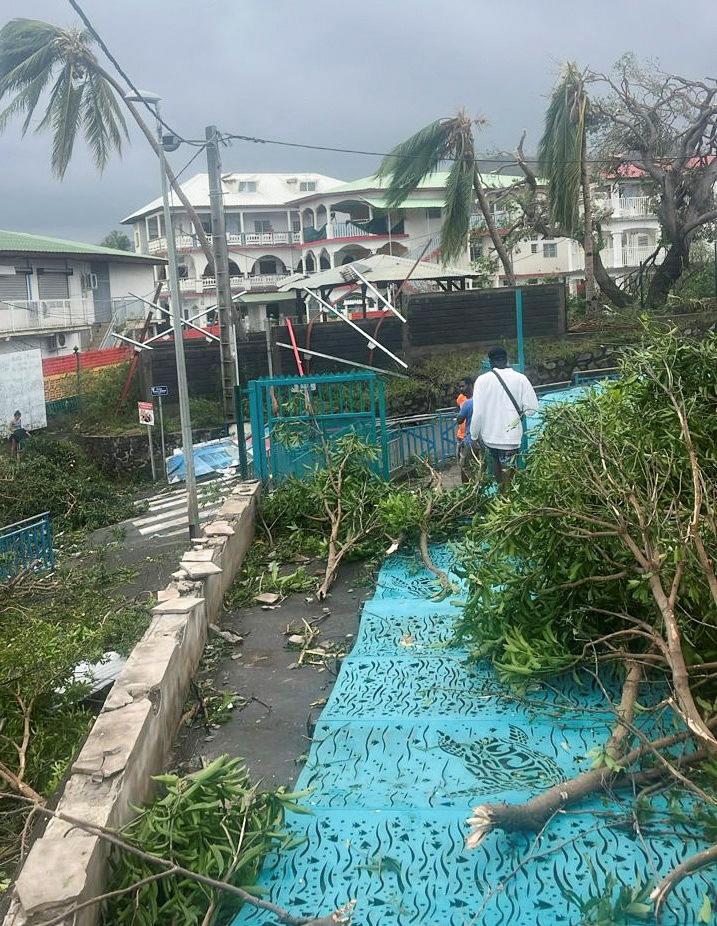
<box><xmin>0</xmin><ymin>18</ymin><xmax>213</xmax><ymax>266</ymax></box>
<box><xmin>377</xmin><ymin>112</ymin><xmax>515</xmax><ymax>284</ymax></box>
<box><xmin>538</xmin><ymin>63</ymin><xmax>598</xmax><ymax>316</ymax></box>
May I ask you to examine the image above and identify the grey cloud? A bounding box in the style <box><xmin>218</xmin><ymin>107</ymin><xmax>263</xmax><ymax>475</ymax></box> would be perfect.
<box><xmin>1</xmin><ymin>0</ymin><xmax>716</xmax><ymax>241</ymax></box>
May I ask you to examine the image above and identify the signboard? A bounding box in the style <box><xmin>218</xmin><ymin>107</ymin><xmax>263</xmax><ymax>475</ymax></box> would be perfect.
<box><xmin>151</xmin><ymin>385</ymin><xmax>168</xmax><ymax>397</ymax></box>
<box><xmin>138</xmin><ymin>401</ymin><xmax>155</xmax><ymax>426</ymax></box>
<box><xmin>0</xmin><ymin>348</ymin><xmax>47</xmax><ymax>435</ymax></box>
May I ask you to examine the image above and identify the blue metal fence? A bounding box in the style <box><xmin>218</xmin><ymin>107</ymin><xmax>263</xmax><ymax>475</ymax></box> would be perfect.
<box><xmin>386</xmin><ymin>411</ymin><xmax>457</xmax><ymax>473</ymax></box>
<box><xmin>0</xmin><ymin>512</ymin><xmax>54</xmax><ymax>582</ymax></box>
<box><xmin>247</xmin><ymin>372</ymin><xmax>389</xmax><ymax>484</ymax></box>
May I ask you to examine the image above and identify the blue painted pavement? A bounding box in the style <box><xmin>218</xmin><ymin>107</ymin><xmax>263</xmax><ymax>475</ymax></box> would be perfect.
<box><xmin>233</xmin><ymin>543</ymin><xmax>710</xmax><ymax>925</ymax></box>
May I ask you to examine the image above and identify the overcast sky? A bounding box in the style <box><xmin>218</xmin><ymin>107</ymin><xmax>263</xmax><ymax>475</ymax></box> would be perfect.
<box><xmin>1</xmin><ymin>0</ymin><xmax>716</xmax><ymax>243</ymax></box>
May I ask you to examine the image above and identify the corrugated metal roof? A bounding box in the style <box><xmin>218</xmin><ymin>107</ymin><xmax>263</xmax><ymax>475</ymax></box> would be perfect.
<box><xmin>0</xmin><ymin>229</ymin><xmax>162</xmax><ymax>262</ymax></box>
<box><xmin>237</xmin><ymin>291</ymin><xmax>295</xmax><ymax>304</ymax></box>
<box><xmin>280</xmin><ymin>254</ymin><xmax>475</xmax><ymax>291</ymax></box>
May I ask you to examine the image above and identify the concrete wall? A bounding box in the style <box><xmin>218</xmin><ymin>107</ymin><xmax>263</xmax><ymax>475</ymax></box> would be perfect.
<box><xmin>108</xmin><ymin>263</ymin><xmax>158</xmax><ymax>301</ymax></box>
<box><xmin>3</xmin><ymin>482</ymin><xmax>261</xmax><ymax>926</ymax></box>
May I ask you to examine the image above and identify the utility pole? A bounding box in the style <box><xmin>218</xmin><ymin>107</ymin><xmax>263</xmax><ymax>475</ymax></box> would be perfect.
<box><xmin>205</xmin><ymin>125</ymin><xmax>249</xmax><ymax>478</ymax></box>
<box><xmin>123</xmin><ymin>90</ymin><xmax>199</xmax><ymax>537</ymax></box>
<box><xmin>205</xmin><ymin>126</ymin><xmax>241</xmax><ymax>417</ymax></box>
<box><xmin>158</xmin><ymin>111</ymin><xmax>200</xmax><ymax>536</ymax></box>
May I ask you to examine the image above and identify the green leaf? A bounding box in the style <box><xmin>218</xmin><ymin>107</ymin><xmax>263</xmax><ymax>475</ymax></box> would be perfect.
<box><xmin>698</xmin><ymin>894</ymin><xmax>713</xmax><ymax>924</ymax></box>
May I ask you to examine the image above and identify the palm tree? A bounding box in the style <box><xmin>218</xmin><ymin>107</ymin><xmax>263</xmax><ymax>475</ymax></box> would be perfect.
<box><xmin>377</xmin><ymin>111</ymin><xmax>515</xmax><ymax>284</ymax></box>
<box><xmin>0</xmin><ymin>18</ymin><xmax>213</xmax><ymax>266</ymax></box>
<box><xmin>538</xmin><ymin>63</ymin><xmax>599</xmax><ymax>317</ymax></box>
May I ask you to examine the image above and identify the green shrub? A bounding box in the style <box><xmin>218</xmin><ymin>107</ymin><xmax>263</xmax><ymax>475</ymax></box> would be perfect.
<box><xmin>0</xmin><ymin>436</ymin><xmax>136</xmax><ymax>532</ymax></box>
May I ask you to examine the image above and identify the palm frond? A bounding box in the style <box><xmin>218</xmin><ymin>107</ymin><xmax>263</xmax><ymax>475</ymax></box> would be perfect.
<box><xmin>538</xmin><ymin>62</ymin><xmax>587</xmax><ymax>235</ymax></box>
<box><xmin>47</xmin><ymin>63</ymin><xmax>85</xmax><ymax>177</ymax></box>
<box><xmin>82</xmin><ymin>69</ymin><xmax>126</xmax><ymax>171</ymax></box>
<box><xmin>0</xmin><ymin>17</ymin><xmax>127</xmax><ymax>178</ymax></box>
<box><xmin>376</xmin><ymin>118</ymin><xmax>455</xmax><ymax>209</ymax></box>
<box><xmin>440</xmin><ymin>153</ymin><xmax>474</xmax><ymax>262</ymax></box>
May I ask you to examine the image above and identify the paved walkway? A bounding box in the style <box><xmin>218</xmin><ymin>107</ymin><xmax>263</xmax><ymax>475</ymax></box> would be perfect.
<box><xmin>234</xmin><ymin>545</ymin><xmax>708</xmax><ymax>926</ymax></box>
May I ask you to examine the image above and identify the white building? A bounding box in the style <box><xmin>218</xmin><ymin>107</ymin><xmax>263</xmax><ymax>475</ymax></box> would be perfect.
<box><xmin>122</xmin><ymin>170</ymin><xmax>523</xmax><ymax>327</ymax></box>
<box><xmin>0</xmin><ymin>229</ymin><xmax>163</xmax><ymax>356</ymax></box>
<box><xmin>471</xmin><ymin>174</ymin><xmax>663</xmax><ymax>289</ymax></box>
<box><xmin>122</xmin><ymin>169</ymin><xmax>665</xmax><ymax>325</ymax></box>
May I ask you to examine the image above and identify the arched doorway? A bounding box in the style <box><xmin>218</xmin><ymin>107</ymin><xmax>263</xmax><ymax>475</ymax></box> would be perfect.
<box><xmin>250</xmin><ymin>255</ymin><xmax>287</xmax><ymax>278</ymax></box>
<box><xmin>305</xmin><ymin>251</ymin><xmax>316</xmax><ymax>273</ymax></box>
<box><xmin>334</xmin><ymin>244</ymin><xmax>372</xmax><ymax>266</ymax></box>
<box><xmin>319</xmin><ymin>248</ymin><xmax>331</xmax><ymax>270</ymax></box>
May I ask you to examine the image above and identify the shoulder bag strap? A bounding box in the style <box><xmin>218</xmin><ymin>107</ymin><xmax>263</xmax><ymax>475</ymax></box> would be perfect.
<box><xmin>491</xmin><ymin>369</ymin><xmax>525</xmax><ymax>433</ymax></box>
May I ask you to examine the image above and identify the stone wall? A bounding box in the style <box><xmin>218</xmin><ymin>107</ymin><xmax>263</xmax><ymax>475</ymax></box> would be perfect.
<box><xmin>3</xmin><ymin>482</ymin><xmax>261</xmax><ymax>926</ymax></box>
<box><xmin>75</xmin><ymin>426</ymin><xmax>227</xmax><ymax>477</ymax></box>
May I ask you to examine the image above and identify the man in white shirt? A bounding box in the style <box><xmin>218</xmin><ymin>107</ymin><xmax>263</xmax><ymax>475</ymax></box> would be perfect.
<box><xmin>470</xmin><ymin>347</ymin><xmax>539</xmax><ymax>490</ymax></box>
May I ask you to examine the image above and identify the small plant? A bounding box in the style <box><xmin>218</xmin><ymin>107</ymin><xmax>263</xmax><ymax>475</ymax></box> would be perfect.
<box><xmin>103</xmin><ymin>755</ymin><xmax>302</xmax><ymax>926</ymax></box>
<box><xmin>563</xmin><ymin>873</ymin><xmax>653</xmax><ymax>925</ymax></box>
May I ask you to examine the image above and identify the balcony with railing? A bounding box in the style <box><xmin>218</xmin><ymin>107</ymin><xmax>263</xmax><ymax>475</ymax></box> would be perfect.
<box><xmin>166</xmin><ymin>274</ymin><xmax>290</xmax><ymax>295</ymax></box>
<box><xmin>621</xmin><ymin>244</ymin><xmax>663</xmax><ymax>266</ymax></box>
<box><xmin>0</xmin><ymin>298</ymin><xmax>92</xmax><ymax>335</ymax></box>
<box><xmin>302</xmin><ymin>219</ymin><xmax>407</xmax><ymax>244</ymax></box>
<box><xmin>616</xmin><ymin>196</ymin><xmax>652</xmax><ymax>218</ymax></box>
<box><xmin>147</xmin><ymin>230</ymin><xmax>302</xmax><ymax>254</ymax></box>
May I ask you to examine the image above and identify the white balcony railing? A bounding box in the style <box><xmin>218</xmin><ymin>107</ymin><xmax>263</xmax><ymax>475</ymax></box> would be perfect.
<box><xmin>0</xmin><ymin>299</ymin><xmax>92</xmax><ymax>335</ymax></box>
<box><xmin>621</xmin><ymin>245</ymin><xmax>663</xmax><ymax>266</ymax></box>
<box><xmin>147</xmin><ymin>231</ymin><xmax>301</xmax><ymax>254</ymax></box>
<box><xmin>165</xmin><ymin>274</ymin><xmax>290</xmax><ymax>295</ymax></box>
<box><xmin>617</xmin><ymin>196</ymin><xmax>652</xmax><ymax>217</ymax></box>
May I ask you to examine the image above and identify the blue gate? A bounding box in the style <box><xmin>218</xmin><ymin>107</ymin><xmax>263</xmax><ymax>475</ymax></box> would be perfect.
<box><xmin>0</xmin><ymin>512</ymin><xmax>54</xmax><ymax>582</ymax></box>
<box><xmin>247</xmin><ymin>372</ymin><xmax>389</xmax><ymax>484</ymax></box>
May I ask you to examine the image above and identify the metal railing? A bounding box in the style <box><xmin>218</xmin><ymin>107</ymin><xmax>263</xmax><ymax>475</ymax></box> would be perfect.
<box><xmin>0</xmin><ymin>512</ymin><xmax>54</xmax><ymax>582</ymax></box>
<box><xmin>147</xmin><ymin>231</ymin><xmax>301</xmax><ymax>254</ymax></box>
<box><xmin>0</xmin><ymin>298</ymin><xmax>92</xmax><ymax>335</ymax></box>
<box><xmin>621</xmin><ymin>245</ymin><xmax>664</xmax><ymax>266</ymax></box>
<box><xmin>386</xmin><ymin>410</ymin><xmax>457</xmax><ymax>473</ymax></box>
<box><xmin>617</xmin><ymin>196</ymin><xmax>652</xmax><ymax>217</ymax></box>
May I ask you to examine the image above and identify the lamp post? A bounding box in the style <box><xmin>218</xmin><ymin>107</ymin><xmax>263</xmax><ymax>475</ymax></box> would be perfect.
<box><xmin>125</xmin><ymin>91</ymin><xmax>199</xmax><ymax>538</ymax></box>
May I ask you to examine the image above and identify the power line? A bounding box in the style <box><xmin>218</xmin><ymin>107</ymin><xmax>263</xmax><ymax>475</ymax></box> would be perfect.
<box><xmin>66</xmin><ymin>0</ymin><xmax>203</xmax><ymax>147</ymax></box>
<box><xmin>218</xmin><ymin>130</ymin><xmax>678</xmax><ymax>168</ymax></box>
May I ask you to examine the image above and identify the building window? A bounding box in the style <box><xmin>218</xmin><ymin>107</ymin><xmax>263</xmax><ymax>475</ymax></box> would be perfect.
<box><xmin>134</xmin><ymin>228</ymin><xmax>141</xmax><ymax>250</ymax></box>
<box><xmin>147</xmin><ymin>216</ymin><xmax>162</xmax><ymax>240</ymax></box>
<box><xmin>543</xmin><ymin>242</ymin><xmax>558</xmax><ymax>258</ymax></box>
<box><xmin>299</xmin><ymin>180</ymin><xmax>317</xmax><ymax>192</ymax></box>
<box><xmin>426</xmin><ymin>207</ymin><xmax>442</xmax><ymax>219</ymax></box>
<box><xmin>238</xmin><ymin>181</ymin><xmax>257</xmax><ymax>192</ymax></box>
<box><xmin>530</xmin><ymin>243</ymin><xmax>539</xmax><ymax>254</ymax></box>
<box><xmin>469</xmin><ymin>240</ymin><xmax>483</xmax><ymax>261</ymax></box>
<box><xmin>254</xmin><ymin>220</ymin><xmax>272</xmax><ymax>235</ymax></box>
<box><xmin>257</xmin><ymin>258</ymin><xmax>277</xmax><ymax>275</ymax></box>
<box><xmin>637</xmin><ymin>234</ymin><xmax>649</xmax><ymax>247</ymax></box>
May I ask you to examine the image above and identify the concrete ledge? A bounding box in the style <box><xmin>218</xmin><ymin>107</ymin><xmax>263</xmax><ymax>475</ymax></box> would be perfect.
<box><xmin>5</xmin><ymin>480</ymin><xmax>260</xmax><ymax>926</ymax></box>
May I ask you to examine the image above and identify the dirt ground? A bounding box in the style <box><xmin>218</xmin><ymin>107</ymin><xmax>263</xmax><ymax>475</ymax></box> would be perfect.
<box><xmin>173</xmin><ymin>560</ymin><xmax>372</xmax><ymax>790</ymax></box>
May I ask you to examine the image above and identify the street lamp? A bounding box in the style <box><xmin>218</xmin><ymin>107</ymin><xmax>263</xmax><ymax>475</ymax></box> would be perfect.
<box><xmin>125</xmin><ymin>91</ymin><xmax>199</xmax><ymax>538</ymax></box>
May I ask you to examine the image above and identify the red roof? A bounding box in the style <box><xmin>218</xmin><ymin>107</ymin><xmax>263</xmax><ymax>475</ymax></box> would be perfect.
<box><xmin>609</xmin><ymin>155</ymin><xmax>716</xmax><ymax>178</ymax></box>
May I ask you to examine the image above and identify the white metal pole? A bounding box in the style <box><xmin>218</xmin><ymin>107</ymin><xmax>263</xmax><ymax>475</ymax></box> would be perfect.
<box><xmin>155</xmin><ymin>104</ymin><xmax>199</xmax><ymax>537</ymax></box>
<box><xmin>302</xmin><ymin>287</ymin><xmax>408</xmax><ymax>368</ymax></box>
<box><xmin>147</xmin><ymin>422</ymin><xmax>157</xmax><ymax>481</ymax></box>
<box><xmin>158</xmin><ymin>394</ymin><xmax>167</xmax><ymax>483</ymax></box>
<box><xmin>343</xmin><ymin>266</ymin><xmax>406</xmax><ymax>322</ymax></box>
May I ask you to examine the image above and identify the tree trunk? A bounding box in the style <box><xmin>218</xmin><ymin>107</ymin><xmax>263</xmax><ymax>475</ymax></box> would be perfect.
<box><xmin>95</xmin><ymin>65</ymin><xmax>215</xmax><ymax>270</ymax></box>
<box><xmin>645</xmin><ymin>242</ymin><xmax>688</xmax><ymax>307</ymax></box>
<box><xmin>580</xmin><ymin>126</ymin><xmax>599</xmax><ymax>318</ymax></box>
<box><xmin>474</xmin><ymin>168</ymin><xmax>515</xmax><ymax>285</ymax></box>
<box><xmin>593</xmin><ymin>249</ymin><xmax>633</xmax><ymax>308</ymax></box>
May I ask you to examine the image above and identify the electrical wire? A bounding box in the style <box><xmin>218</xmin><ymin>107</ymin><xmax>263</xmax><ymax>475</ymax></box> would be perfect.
<box><xmin>219</xmin><ymin>130</ymin><xmax>687</xmax><ymax>168</ymax></box>
<box><xmin>66</xmin><ymin>0</ymin><xmax>204</xmax><ymax>147</ymax></box>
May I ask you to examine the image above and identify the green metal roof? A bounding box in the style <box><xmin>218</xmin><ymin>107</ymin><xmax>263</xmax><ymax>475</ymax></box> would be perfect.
<box><xmin>328</xmin><ymin>170</ymin><xmax>522</xmax><ymax>196</ymax></box>
<box><xmin>237</xmin><ymin>291</ymin><xmax>295</xmax><ymax>304</ymax></box>
<box><xmin>0</xmin><ymin>229</ymin><xmax>163</xmax><ymax>262</ymax></box>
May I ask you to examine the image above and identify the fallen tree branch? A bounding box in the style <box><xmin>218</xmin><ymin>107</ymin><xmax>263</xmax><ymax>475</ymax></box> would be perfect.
<box><xmin>2</xmin><ymin>794</ymin><xmax>349</xmax><ymax>926</ymax></box>
<box><xmin>651</xmin><ymin>843</ymin><xmax>717</xmax><ymax>920</ymax></box>
<box><xmin>466</xmin><ymin>716</ymin><xmax>717</xmax><ymax>845</ymax></box>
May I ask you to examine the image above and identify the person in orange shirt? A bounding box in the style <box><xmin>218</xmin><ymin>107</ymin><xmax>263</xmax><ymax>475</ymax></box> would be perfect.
<box><xmin>455</xmin><ymin>379</ymin><xmax>473</xmax><ymax>446</ymax></box>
